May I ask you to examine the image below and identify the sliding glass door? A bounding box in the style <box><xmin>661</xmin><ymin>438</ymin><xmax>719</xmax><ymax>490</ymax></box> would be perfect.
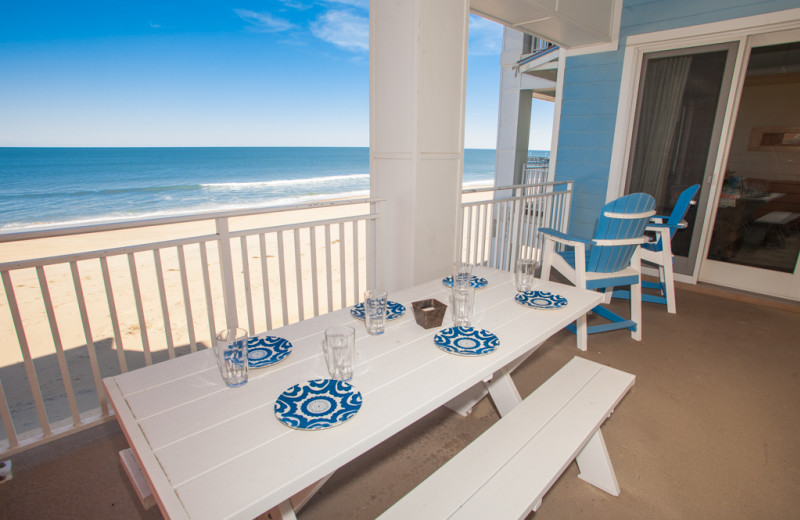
<box><xmin>701</xmin><ymin>30</ymin><xmax>800</xmax><ymax>299</ymax></box>
<box><xmin>625</xmin><ymin>44</ymin><xmax>738</xmax><ymax>276</ymax></box>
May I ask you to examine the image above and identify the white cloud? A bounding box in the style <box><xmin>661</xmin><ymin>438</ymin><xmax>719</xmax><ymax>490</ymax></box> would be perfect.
<box><xmin>235</xmin><ymin>9</ymin><xmax>295</xmax><ymax>32</ymax></box>
<box><xmin>310</xmin><ymin>10</ymin><xmax>368</xmax><ymax>52</ymax></box>
<box><xmin>469</xmin><ymin>15</ymin><xmax>503</xmax><ymax>56</ymax></box>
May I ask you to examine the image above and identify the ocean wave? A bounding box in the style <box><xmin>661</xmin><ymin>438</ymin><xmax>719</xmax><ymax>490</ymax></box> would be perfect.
<box><xmin>0</xmin><ymin>190</ymin><xmax>372</xmax><ymax>233</ymax></box>
<box><xmin>200</xmin><ymin>174</ymin><xmax>370</xmax><ymax>190</ymax></box>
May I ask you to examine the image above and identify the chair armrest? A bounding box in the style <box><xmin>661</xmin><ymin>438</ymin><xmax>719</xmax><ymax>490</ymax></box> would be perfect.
<box><xmin>540</xmin><ymin>228</ymin><xmax>592</xmax><ymax>247</ymax></box>
<box><xmin>649</xmin><ymin>215</ymin><xmax>669</xmax><ymax>224</ymax></box>
<box><xmin>646</xmin><ymin>220</ymin><xmax>687</xmax><ymax>231</ymax></box>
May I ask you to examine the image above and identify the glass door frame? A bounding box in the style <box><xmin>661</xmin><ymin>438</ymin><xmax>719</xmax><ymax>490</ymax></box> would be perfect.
<box><xmin>699</xmin><ymin>28</ymin><xmax>800</xmax><ymax>300</ymax></box>
<box><xmin>606</xmin><ymin>10</ymin><xmax>800</xmax><ymax>300</ymax></box>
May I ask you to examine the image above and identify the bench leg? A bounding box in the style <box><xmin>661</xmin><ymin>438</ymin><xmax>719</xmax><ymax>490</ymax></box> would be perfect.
<box><xmin>484</xmin><ymin>368</ymin><xmax>522</xmax><ymax>417</ymax></box>
<box><xmin>575</xmin><ymin>429</ymin><xmax>620</xmax><ymax>496</ymax></box>
<box><xmin>265</xmin><ymin>499</ymin><xmax>297</xmax><ymax>520</ymax></box>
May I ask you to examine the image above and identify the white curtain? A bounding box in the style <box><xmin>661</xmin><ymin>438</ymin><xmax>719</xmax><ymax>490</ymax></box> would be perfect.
<box><xmin>628</xmin><ymin>56</ymin><xmax>692</xmax><ymax>205</ymax></box>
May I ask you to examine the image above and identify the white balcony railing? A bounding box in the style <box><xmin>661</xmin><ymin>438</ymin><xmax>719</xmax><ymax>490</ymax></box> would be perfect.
<box><xmin>0</xmin><ymin>198</ymin><xmax>384</xmax><ymax>456</ymax></box>
<box><xmin>459</xmin><ymin>181</ymin><xmax>573</xmax><ymax>271</ymax></box>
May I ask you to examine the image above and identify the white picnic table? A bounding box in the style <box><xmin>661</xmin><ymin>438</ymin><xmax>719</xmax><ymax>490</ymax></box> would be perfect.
<box><xmin>103</xmin><ymin>267</ymin><xmax>602</xmax><ymax>520</ymax></box>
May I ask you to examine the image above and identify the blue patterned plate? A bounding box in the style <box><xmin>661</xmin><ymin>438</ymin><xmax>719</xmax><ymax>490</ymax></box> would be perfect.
<box><xmin>442</xmin><ymin>275</ymin><xmax>488</xmax><ymax>289</ymax></box>
<box><xmin>350</xmin><ymin>301</ymin><xmax>406</xmax><ymax>320</ymax></box>
<box><xmin>434</xmin><ymin>327</ymin><xmax>499</xmax><ymax>356</ymax></box>
<box><xmin>247</xmin><ymin>335</ymin><xmax>292</xmax><ymax>368</ymax></box>
<box><xmin>515</xmin><ymin>290</ymin><xmax>568</xmax><ymax>310</ymax></box>
<box><xmin>274</xmin><ymin>379</ymin><xmax>363</xmax><ymax>430</ymax></box>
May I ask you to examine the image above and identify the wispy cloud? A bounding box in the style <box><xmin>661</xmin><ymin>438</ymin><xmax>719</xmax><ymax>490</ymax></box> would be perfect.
<box><xmin>235</xmin><ymin>9</ymin><xmax>296</xmax><ymax>32</ymax></box>
<box><xmin>310</xmin><ymin>10</ymin><xmax>368</xmax><ymax>52</ymax></box>
<box><xmin>469</xmin><ymin>15</ymin><xmax>503</xmax><ymax>56</ymax></box>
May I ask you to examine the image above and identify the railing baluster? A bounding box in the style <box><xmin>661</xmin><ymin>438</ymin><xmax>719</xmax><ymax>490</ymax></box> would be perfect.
<box><xmin>199</xmin><ymin>242</ymin><xmax>217</xmax><ymax>345</ymax></box>
<box><xmin>152</xmin><ymin>250</ymin><xmax>176</xmax><ymax>359</ymax></box>
<box><xmin>294</xmin><ymin>228</ymin><xmax>305</xmax><ymax>322</ymax></box>
<box><xmin>339</xmin><ymin>222</ymin><xmax>346</xmax><ymax>308</ymax></box>
<box><xmin>240</xmin><ymin>237</ymin><xmax>255</xmax><ymax>335</ymax></box>
<box><xmin>69</xmin><ymin>261</ymin><xmax>109</xmax><ymax>416</ymax></box>
<box><xmin>352</xmin><ymin>220</ymin><xmax>360</xmax><ymax>302</ymax></box>
<box><xmin>36</xmin><ymin>266</ymin><xmax>82</xmax><ymax>427</ymax></box>
<box><xmin>0</xmin><ymin>377</ymin><xmax>18</xmax><ymax>449</ymax></box>
<box><xmin>215</xmin><ymin>217</ymin><xmax>238</xmax><ymax>330</ymax></box>
<box><xmin>2</xmin><ymin>270</ymin><xmax>52</xmax><ymax>436</ymax></box>
<box><xmin>325</xmin><ymin>224</ymin><xmax>334</xmax><ymax>313</ymax></box>
<box><xmin>177</xmin><ymin>245</ymin><xmax>197</xmax><ymax>353</ymax></box>
<box><xmin>127</xmin><ymin>252</ymin><xmax>152</xmax><ymax>366</ymax></box>
<box><xmin>99</xmin><ymin>257</ymin><xmax>128</xmax><ymax>373</ymax></box>
<box><xmin>277</xmin><ymin>230</ymin><xmax>289</xmax><ymax>327</ymax></box>
<box><xmin>309</xmin><ymin>226</ymin><xmax>320</xmax><ymax>317</ymax></box>
<box><xmin>259</xmin><ymin>233</ymin><xmax>273</xmax><ymax>330</ymax></box>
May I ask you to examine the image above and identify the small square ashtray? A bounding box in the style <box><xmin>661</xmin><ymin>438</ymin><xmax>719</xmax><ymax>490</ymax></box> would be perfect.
<box><xmin>411</xmin><ymin>299</ymin><xmax>447</xmax><ymax>329</ymax></box>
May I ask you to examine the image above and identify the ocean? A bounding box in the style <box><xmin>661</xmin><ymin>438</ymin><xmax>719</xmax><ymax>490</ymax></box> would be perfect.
<box><xmin>0</xmin><ymin>147</ymin><xmax>548</xmax><ymax>232</ymax></box>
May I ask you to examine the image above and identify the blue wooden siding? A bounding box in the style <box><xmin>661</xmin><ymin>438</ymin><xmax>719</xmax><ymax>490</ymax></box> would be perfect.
<box><xmin>554</xmin><ymin>0</ymin><xmax>800</xmax><ymax>238</ymax></box>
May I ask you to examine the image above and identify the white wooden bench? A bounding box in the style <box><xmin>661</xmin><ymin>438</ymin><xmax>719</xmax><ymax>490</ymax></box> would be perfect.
<box><xmin>377</xmin><ymin>356</ymin><xmax>635</xmax><ymax>519</ymax></box>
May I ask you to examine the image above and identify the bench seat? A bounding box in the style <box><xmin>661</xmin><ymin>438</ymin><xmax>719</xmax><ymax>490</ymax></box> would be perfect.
<box><xmin>378</xmin><ymin>356</ymin><xmax>635</xmax><ymax>519</ymax></box>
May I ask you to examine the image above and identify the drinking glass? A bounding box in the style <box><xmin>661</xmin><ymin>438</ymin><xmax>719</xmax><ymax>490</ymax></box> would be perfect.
<box><xmin>322</xmin><ymin>325</ymin><xmax>355</xmax><ymax>381</ymax></box>
<box><xmin>364</xmin><ymin>289</ymin><xmax>388</xmax><ymax>335</ymax></box>
<box><xmin>515</xmin><ymin>258</ymin><xmax>539</xmax><ymax>293</ymax></box>
<box><xmin>453</xmin><ymin>261</ymin><xmax>474</xmax><ymax>288</ymax></box>
<box><xmin>451</xmin><ymin>285</ymin><xmax>475</xmax><ymax>328</ymax></box>
<box><xmin>214</xmin><ymin>328</ymin><xmax>249</xmax><ymax>388</ymax></box>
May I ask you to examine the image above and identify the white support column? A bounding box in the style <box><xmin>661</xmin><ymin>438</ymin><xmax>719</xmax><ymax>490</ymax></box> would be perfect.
<box><xmin>370</xmin><ymin>0</ymin><xmax>470</xmax><ymax>292</ymax></box>
<box><xmin>494</xmin><ymin>28</ymin><xmax>532</xmax><ymax>187</ymax></box>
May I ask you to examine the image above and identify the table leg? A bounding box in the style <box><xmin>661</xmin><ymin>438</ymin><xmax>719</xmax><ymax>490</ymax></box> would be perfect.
<box><xmin>484</xmin><ymin>367</ymin><xmax>522</xmax><ymax>417</ymax></box>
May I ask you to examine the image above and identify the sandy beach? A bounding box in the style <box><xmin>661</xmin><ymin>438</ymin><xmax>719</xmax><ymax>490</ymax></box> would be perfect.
<box><xmin>0</xmin><ymin>188</ymin><xmax>493</xmax><ymax>438</ymax></box>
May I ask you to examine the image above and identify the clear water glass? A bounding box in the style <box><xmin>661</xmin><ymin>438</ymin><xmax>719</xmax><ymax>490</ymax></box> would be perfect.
<box><xmin>515</xmin><ymin>258</ymin><xmax>539</xmax><ymax>293</ymax></box>
<box><xmin>451</xmin><ymin>285</ymin><xmax>475</xmax><ymax>328</ymax></box>
<box><xmin>323</xmin><ymin>325</ymin><xmax>355</xmax><ymax>381</ymax></box>
<box><xmin>364</xmin><ymin>289</ymin><xmax>388</xmax><ymax>335</ymax></box>
<box><xmin>214</xmin><ymin>328</ymin><xmax>249</xmax><ymax>388</ymax></box>
<box><xmin>453</xmin><ymin>261</ymin><xmax>474</xmax><ymax>288</ymax></box>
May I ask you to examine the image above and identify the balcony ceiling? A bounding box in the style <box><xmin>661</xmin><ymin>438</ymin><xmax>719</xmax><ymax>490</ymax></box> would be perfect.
<box><xmin>471</xmin><ymin>0</ymin><xmax>619</xmax><ymax>49</ymax></box>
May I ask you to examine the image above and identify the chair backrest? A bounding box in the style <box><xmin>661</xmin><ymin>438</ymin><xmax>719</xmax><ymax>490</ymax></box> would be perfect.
<box><xmin>588</xmin><ymin>193</ymin><xmax>656</xmax><ymax>273</ymax></box>
<box><xmin>666</xmin><ymin>184</ymin><xmax>701</xmax><ymax>239</ymax></box>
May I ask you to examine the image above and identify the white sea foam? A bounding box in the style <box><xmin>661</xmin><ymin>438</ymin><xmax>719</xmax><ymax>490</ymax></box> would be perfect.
<box><xmin>0</xmin><ymin>190</ymin><xmax>372</xmax><ymax>233</ymax></box>
<box><xmin>200</xmin><ymin>174</ymin><xmax>370</xmax><ymax>190</ymax></box>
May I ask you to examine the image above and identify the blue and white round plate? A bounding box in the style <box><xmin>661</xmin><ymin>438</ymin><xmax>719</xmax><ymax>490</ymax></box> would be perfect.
<box><xmin>442</xmin><ymin>275</ymin><xmax>488</xmax><ymax>289</ymax></box>
<box><xmin>274</xmin><ymin>379</ymin><xmax>363</xmax><ymax>430</ymax></box>
<box><xmin>350</xmin><ymin>301</ymin><xmax>406</xmax><ymax>320</ymax></box>
<box><xmin>515</xmin><ymin>291</ymin><xmax>568</xmax><ymax>310</ymax></box>
<box><xmin>434</xmin><ymin>327</ymin><xmax>499</xmax><ymax>356</ymax></box>
<box><xmin>247</xmin><ymin>335</ymin><xmax>293</xmax><ymax>368</ymax></box>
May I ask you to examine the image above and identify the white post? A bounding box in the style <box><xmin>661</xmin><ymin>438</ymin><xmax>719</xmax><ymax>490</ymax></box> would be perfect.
<box><xmin>370</xmin><ymin>0</ymin><xmax>470</xmax><ymax>292</ymax></box>
<box><xmin>216</xmin><ymin>217</ymin><xmax>238</xmax><ymax>330</ymax></box>
<box><xmin>494</xmin><ymin>28</ymin><xmax>533</xmax><ymax>188</ymax></box>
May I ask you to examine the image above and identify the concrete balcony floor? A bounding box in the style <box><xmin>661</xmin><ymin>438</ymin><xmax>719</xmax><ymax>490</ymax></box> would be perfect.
<box><xmin>2</xmin><ymin>283</ymin><xmax>799</xmax><ymax>519</ymax></box>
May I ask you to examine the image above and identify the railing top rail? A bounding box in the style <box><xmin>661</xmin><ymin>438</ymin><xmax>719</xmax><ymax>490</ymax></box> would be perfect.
<box><xmin>0</xmin><ymin>197</ymin><xmax>385</xmax><ymax>244</ymax></box>
<box><xmin>0</xmin><ymin>212</ymin><xmax>380</xmax><ymax>272</ymax></box>
<box><xmin>461</xmin><ymin>180</ymin><xmax>572</xmax><ymax>195</ymax></box>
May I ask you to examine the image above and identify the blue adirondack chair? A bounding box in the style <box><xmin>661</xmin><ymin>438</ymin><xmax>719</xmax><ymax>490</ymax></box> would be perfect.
<box><xmin>614</xmin><ymin>184</ymin><xmax>700</xmax><ymax>313</ymax></box>
<box><xmin>540</xmin><ymin>193</ymin><xmax>656</xmax><ymax>351</ymax></box>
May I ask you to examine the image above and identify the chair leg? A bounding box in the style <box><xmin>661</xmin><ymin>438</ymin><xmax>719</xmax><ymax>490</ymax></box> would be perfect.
<box><xmin>663</xmin><ymin>258</ymin><xmax>677</xmax><ymax>314</ymax></box>
<box><xmin>631</xmin><ymin>280</ymin><xmax>642</xmax><ymax>341</ymax></box>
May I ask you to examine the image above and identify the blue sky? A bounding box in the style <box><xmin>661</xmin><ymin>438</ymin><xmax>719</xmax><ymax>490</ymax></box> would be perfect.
<box><xmin>0</xmin><ymin>0</ymin><xmax>553</xmax><ymax>149</ymax></box>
